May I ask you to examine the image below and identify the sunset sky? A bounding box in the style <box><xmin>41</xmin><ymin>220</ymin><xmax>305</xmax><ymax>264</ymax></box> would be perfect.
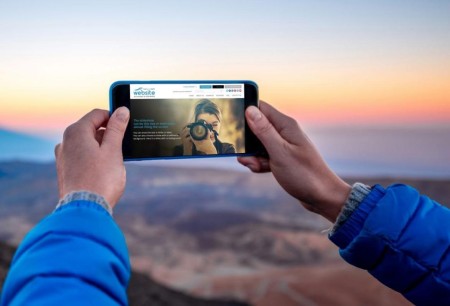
<box><xmin>0</xmin><ymin>0</ymin><xmax>449</xmax><ymax>139</ymax></box>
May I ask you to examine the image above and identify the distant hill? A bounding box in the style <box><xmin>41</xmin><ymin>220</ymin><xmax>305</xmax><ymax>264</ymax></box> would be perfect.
<box><xmin>307</xmin><ymin>125</ymin><xmax>450</xmax><ymax>178</ymax></box>
<box><xmin>0</xmin><ymin>128</ymin><xmax>55</xmax><ymax>162</ymax></box>
<box><xmin>2</xmin><ymin>125</ymin><xmax>450</xmax><ymax>178</ymax></box>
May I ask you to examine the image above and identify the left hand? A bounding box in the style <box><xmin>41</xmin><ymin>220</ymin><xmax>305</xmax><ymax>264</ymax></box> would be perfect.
<box><xmin>54</xmin><ymin>107</ymin><xmax>130</xmax><ymax>208</ymax></box>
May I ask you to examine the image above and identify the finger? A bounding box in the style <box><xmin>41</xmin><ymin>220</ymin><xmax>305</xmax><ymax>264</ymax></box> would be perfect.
<box><xmin>54</xmin><ymin>143</ymin><xmax>64</xmax><ymax>199</ymax></box>
<box><xmin>245</xmin><ymin>105</ymin><xmax>286</xmax><ymax>157</ymax></box>
<box><xmin>78</xmin><ymin>109</ymin><xmax>110</xmax><ymax>132</ymax></box>
<box><xmin>237</xmin><ymin>156</ymin><xmax>271</xmax><ymax>173</ymax></box>
<box><xmin>95</xmin><ymin>128</ymin><xmax>106</xmax><ymax>144</ymax></box>
<box><xmin>259</xmin><ymin>101</ymin><xmax>303</xmax><ymax>146</ymax></box>
<box><xmin>54</xmin><ymin>143</ymin><xmax>62</xmax><ymax>159</ymax></box>
<box><xmin>101</xmin><ymin>107</ymin><xmax>130</xmax><ymax>151</ymax></box>
<box><xmin>62</xmin><ymin>109</ymin><xmax>110</xmax><ymax>145</ymax></box>
<box><xmin>181</xmin><ymin>127</ymin><xmax>190</xmax><ymax>138</ymax></box>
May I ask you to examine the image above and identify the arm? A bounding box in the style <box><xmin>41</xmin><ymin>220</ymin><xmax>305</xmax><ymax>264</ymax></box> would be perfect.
<box><xmin>1</xmin><ymin>107</ymin><xmax>131</xmax><ymax>306</ymax></box>
<box><xmin>330</xmin><ymin>183</ymin><xmax>450</xmax><ymax>305</ymax></box>
<box><xmin>1</xmin><ymin>200</ymin><xmax>130</xmax><ymax>306</ymax></box>
<box><xmin>238</xmin><ymin>101</ymin><xmax>450</xmax><ymax>305</ymax></box>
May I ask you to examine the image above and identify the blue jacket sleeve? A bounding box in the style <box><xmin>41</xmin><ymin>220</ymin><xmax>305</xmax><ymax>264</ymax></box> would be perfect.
<box><xmin>330</xmin><ymin>184</ymin><xmax>450</xmax><ymax>305</ymax></box>
<box><xmin>0</xmin><ymin>200</ymin><xmax>130</xmax><ymax>306</ymax></box>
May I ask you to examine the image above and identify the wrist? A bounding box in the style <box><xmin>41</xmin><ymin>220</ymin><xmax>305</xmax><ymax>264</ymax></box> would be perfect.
<box><xmin>312</xmin><ymin>176</ymin><xmax>352</xmax><ymax>223</ymax></box>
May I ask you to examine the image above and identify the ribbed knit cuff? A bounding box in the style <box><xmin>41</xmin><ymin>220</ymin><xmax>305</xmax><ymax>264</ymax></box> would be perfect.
<box><xmin>55</xmin><ymin>191</ymin><xmax>113</xmax><ymax>215</ymax></box>
<box><xmin>329</xmin><ymin>184</ymin><xmax>386</xmax><ymax>249</ymax></box>
<box><xmin>329</xmin><ymin>183</ymin><xmax>372</xmax><ymax>236</ymax></box>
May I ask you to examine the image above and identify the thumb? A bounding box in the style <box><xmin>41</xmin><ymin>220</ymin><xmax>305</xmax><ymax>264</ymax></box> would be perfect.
<box><xmin>102</xmin><ymin>107</ymin><xmax>130</xmax><ymax>151</ymax></box>
<box><xmin>245</xmin><ymin>106</ymin><xmax>285</xmax><ymax>157</ymax></box>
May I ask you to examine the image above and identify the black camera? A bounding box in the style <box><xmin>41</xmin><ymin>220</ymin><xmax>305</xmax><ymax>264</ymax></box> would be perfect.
<box><xmin>187</xmin><ymin>119</ymin><xmax>218</xmax><ymax>141</ymax></box>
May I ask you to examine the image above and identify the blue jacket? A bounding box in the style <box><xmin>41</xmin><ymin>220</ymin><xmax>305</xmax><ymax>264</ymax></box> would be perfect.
<box><xmin>0</xmin><ymin>201</ymin><xmax>130</xmax><ymax>306</ymax></box>
<box><xmin>330</xmin><ymin>184</ymin><xmax>450</xmax><ymax>305</ymax></box>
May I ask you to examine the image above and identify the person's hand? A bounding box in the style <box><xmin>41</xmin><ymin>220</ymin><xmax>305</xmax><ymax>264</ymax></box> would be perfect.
<box><xmin>180</xmin><ymin>126</ymin><xmax>194</xmax><ymax>155</ymax></box>
<box><xmin>192</xmin><ymin>130</ymin><xmax>217</xmax><ymax>154</ymax></box>
<box><xmin>54</xmin><ymin>107</ymin><xmax>130</xmax><ymax>208</ymax></box>
<box><xmin>238</xmin><ymin>102</ymin><xmax>351</xmax><ymax>222</ymax></box>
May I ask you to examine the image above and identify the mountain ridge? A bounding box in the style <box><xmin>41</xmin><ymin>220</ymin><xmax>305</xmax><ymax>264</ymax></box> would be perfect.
<box><xmin>0</xmin><ymin>128</ymin><xmax>55</xmax><ymax>162</ymax></box>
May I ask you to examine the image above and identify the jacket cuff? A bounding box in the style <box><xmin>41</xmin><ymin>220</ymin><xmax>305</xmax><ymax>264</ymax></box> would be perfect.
<box><xmin>55</xmin><ymin>191</ymin><xmax>113</xmax><ymax>215</ymax></box>
<box><xmin>329</xmin><ymin>184</ymin><xmax>386</xmax><ymax>249</ymax></box>
<box><xmin>329</xmin><ymin>183</ymin><xmax>372</xmax><ymax>236</ymax></box>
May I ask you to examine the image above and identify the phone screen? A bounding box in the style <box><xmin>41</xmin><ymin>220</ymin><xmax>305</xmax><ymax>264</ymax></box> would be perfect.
<box><xmin>110</xmin><ymin>81</ymin><xmax>265</xmax><ymax>160</ymax></box>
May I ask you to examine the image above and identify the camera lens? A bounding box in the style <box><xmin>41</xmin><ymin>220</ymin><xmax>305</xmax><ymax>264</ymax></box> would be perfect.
<box><xmin>189</xmin><ymin>122</ymin><xmax>208</xmax><ymax>140</ymax></box>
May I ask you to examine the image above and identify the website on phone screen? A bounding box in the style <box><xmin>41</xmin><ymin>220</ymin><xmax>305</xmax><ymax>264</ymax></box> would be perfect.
<box><xmin>129</xmin><ymin>83</ymin><xmax>245</xmax><ymax>158</ymax></box>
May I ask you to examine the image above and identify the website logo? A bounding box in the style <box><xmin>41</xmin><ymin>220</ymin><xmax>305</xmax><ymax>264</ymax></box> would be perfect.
<box><xmin>133</xmin><ymin>87</ymin><xmax>155</xmax><ymax>98</ymax></box>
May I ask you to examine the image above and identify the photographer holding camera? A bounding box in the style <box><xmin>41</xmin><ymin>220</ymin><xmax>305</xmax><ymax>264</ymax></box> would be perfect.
<box><xmin>174</xmin><ymin>99</ymin><xmax>236</xmax><ymax>155</ymax></box>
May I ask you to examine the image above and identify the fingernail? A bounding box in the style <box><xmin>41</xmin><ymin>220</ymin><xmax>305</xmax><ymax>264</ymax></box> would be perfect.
<box><xmin>116</xmin><ymin>107</ymin><xmax>130</xmax><ymax>123</ymax></box>
<box><xmin>247</xmin><ymin>106</ymin><xmax>262</xmax><ymax>121</ymax></box>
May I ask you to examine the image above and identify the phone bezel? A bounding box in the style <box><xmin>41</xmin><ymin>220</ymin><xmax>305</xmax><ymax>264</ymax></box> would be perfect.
<box><xmin>110</xmin><ymin>80</ymin><xmax>265</xmax><ymax>161</ymax></box>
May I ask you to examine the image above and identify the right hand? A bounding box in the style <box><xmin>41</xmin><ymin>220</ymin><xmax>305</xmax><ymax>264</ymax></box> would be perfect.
<box><xmin>180</xmin><ymin>126</ymin><xmax>194</xmax><ymax>155</ymax></box>
<box><xmin>191</xmin><ymin>129</ymin><xmax>217</xmax><ymax>154</ymax></box>
<box><xmin>238</xmin><ymin>102</ymin><xmax>351</xmax><ymax>222</ymax></box>
<box><xmin>181</xmin><ymin>126</ymin><xmax>217</xmax><ymax>155</ymax></box>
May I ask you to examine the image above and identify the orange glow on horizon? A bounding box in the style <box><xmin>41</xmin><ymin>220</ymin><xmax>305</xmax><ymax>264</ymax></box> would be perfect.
<box><xmin>1</xmin><ymin>59</ymin><xmax>449</xmax><ymax>133</ymax></box>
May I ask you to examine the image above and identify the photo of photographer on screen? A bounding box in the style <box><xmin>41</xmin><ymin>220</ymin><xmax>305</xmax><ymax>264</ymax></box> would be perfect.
<box><xmin>129</xmin><ymin>95</ymin><xmax>245</xmax><ymax>158</ymax></box>
<box><xmin>174</xmin><ymin>99</ymin><xmax>238</xmax><ymax>156</ymax></box>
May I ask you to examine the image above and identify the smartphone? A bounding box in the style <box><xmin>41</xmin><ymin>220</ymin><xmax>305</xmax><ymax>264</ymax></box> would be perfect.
<box><xmin>110</xmin><ymin>80</ymin><xmax>266</xmax><ymax>161</ymax></box>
